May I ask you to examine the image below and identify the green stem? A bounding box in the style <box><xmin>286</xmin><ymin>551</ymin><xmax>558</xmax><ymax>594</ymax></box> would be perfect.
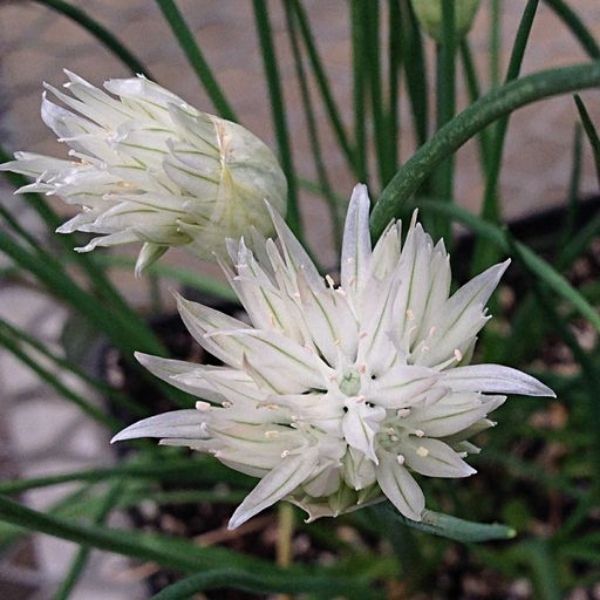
<box><xmin>0</xmin><ymin>317</ymin><xmax>147</xmax><ymax>418</ymax></box>
<box><xmin>490</xmin><ymin>0</ymin><xmax>503</xmax><ymax>87</ymax></box>
<box><xmin>155</xmin><ymin>0</ymin><xmax>237</xmax><ymax>121</ymax></box>
<box><xmin>351</xmin><ymin>0</ymin><xmax>369</xmax><ymax>184</ymax></box>
<box><xmin>406</xmin><ymin>198</ymin><xmax>600</xmax><ymax>332</ymax></box>
<box><xmin>460</xmin><ymin>39</ymin><xmax>492</xmax><ymax>171</ymax></box>
<box><xmin>370</xmin><ymin>61</ymin><xmax>600</xmax><ymax>239</ymax></box>
<box><xmin>388</xmin><ymin>0</ymin><xmax>402</xmax><ymax>176</ymax></box>
<box><xmin>31</xmin><ymin>0</ymin><xmax>152</xmax><ymax>77</ymax></box>
<box><xmin>0</xmin><ymin>328</ymin><xmax>116</xmax><ymax>429</ymax></box>
<box><xmin>284</xmin><ymin>1</ymin><xmax>342</xmax><ymax>249</ymax></box>
<box><xmin>0</xmin><ymin>458</ymin><xmax>250</xmax><ymax>496</ymax></box>
<box><xmin>377</xmin><ymin>502</ymin><xmax>515</xmax><ymax>543</ymax></box>
<box><xmin>543</xmin><ymin>0</ymin><xmax>600</xmax><ymax>58</ymax></box>
<box><xmin>53</xmin><ymin>482</ymin><xmax>125</xmax><ymax>600</ymax></box>
<box><xmin>401</xmin><ymin>0</ymin><xmax>428</xmax><ymax>148</ymax></box>
<box><xmin>574</xmin><ymin>94</ymin><xmax>600</xmax><ymax>187</ymax></box>
<box><xmin>290</xmin><ymin>0</ymin><xmax>357</xmax><ymax>175</ymax></box>
<box><xmin>472</xmin><ymin>0</ymin><xmax>540</xmax><ymax>274</ymax></box>
<box><xmin>276</xmin><ymin>503</ymin><xmax>295</xmax><ymax>568</ymax></box>
<box><xmin>252</xmin><ymin>0</ymin><xmax>302</xmax><ymax>239</ymax></box>
<box><xmin>363</xmin><ymin>1</ymin><xmax>388</xmax><ymax>187</ymax></box>
<box><xmin>432</xmin><ymin>0</ymin><xmax>456</xmax><ymax>241</ymax></box>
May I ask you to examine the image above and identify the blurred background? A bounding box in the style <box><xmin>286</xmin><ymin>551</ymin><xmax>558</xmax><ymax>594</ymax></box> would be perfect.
<box><xmin>1</xmin><ymin>1</ymin><xmax>599</xmax><ymax>598</ymax></box>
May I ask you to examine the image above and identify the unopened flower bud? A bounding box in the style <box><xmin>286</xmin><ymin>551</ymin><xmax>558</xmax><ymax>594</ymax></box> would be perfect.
<box><xmin>0</xmin><ymin>71</ymin><xmax>287</xmax><ymax>274</ymax></box>
<box><xmin>410</xmin><ymin>0</ymin><xmax>480</xmax><ymax>42</ymax></box>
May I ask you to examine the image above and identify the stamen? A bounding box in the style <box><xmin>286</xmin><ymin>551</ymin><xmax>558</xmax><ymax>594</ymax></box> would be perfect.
<box><xmin>221</xmin><ymin>401</ymin><xmax>233</xmax><ymax>409</ymax></box>
<box><xmin>416</xmin><ymin>446</ymin><xmax>429</xmax><ymax>457</ymax></box>
<box><xmin>281</xmin><ymin>449</ymin><xmax>290</xmax><ymax>458</ymax></box>
<box><xmin>454</xmin><ymin>348</ymin><xmax>463</xmax><ymax>362</ymax></box>
<box><xmin>428</xmin><ymin>326</ymin><xmax>437</xmax><ymax>338</ymax></box>
<box><xmin>357</xmin><ymin>363</ymin><xmax>367</xmax><ymax>374</ymax></box>
<box><xmin>396</xmin><ymin>408</ymin><xmax>410</xmax><ymax>418</ymax></box>
<box><xmin>414</xmin><ymin>429</ymin><xmax>425</xmax><ymax>438</ymax></box>
<box><xmin>195</xmin><ymin>401</ymin><xmax>211</xmax><ymax>411</ymax></box>
<box><xmin>264</xmin><ymin>430</ymin><xmax>279</xmax><ymax>439</ymax></box>
<box><xmin>406</xmin><ymin>309</ymin><xmax>415</xmax><ymax>321</ymax></box>
<box><xmin>325</xmin><ymin>274</ymin><xmax>335</xmax><ymax>288</ymax></box>
<box><xmin>359</xmin><ymin>331</ymin><xmax>368</xmax><ymax>339</ymax></box>
<box><xmin>396</xmin><ymin>454</ymin><xmax>405</xmax><ymax>465</ymax></box>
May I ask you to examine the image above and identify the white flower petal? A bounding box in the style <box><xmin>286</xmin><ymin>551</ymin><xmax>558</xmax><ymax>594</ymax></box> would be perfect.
<box><xmin>228</xmin><ymin>448</ymin><xmax>318</xmax><ymax>529</ymax></box>
<box><xmin>377</xmin><ymin>451</ymin><xmax>425</xmax><ymax>521</ymax></box>
<box><xmin>405</xmin><ymin>392</ymin><xmax>506</xmax><ymax>437</ymax></box>
<box><xmin>402</xmin><ymin>437</ymin><xmax>477</xmax><ymax>478</ymax></box>
<box><xmin>265</xmin><ymin>202</ymin><xmax>322</xmax><ymax>290</ymax></box>
<box><xmin>443</xmin><ymin>364</ymin><xmax>555</xmax><ymax>397</ymax></box>
<box><xmin>369</xmin><ymin>365</ymin><xmax>438</xmax><ymax>408</ymax></box>
<box><xmin>111</xmin><ymin>409</ymin><xmax>210</xmax><ymax>443</ymax></box>
<box><xmin>176</xmin><ymin>294</ymin><xmax>252</xmax><ymax>367</ymax></box>
<box><xmin>341</xmin><ymin>184</ymin><xmax>371</xmax><ymax>294</ymax></box>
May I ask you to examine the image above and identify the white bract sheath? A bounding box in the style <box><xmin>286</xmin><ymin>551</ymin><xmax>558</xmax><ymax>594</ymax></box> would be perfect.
<box><xmin>112</xmin><ymin>185</ymin><xmax>554</xmax><ymax>529</ymax></box>
<box><xmin>0</xmin><ymin>71</ymin><xmax>287</xmax><ymax>273</ymax></box>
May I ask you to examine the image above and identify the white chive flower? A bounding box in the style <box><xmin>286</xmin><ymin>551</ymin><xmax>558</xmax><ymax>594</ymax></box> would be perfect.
<box><xmin>112</xmin><ymin>185</ymin><xmax>554</xmax><ymax>529</ymax></box>
<box><xmin>0</xmin><ymin>71</ymin><xmax>287</xmax><ymax>274</ymax></box>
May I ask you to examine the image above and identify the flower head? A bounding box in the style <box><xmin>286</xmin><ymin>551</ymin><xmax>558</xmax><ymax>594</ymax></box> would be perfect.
<box><xmin>0</xmin><ymin>71</ymin><xmax>287</xmax><ymax>273</ymax></box>
<box><xmin>112</xmin><ymin>185</ymin><xmax>554</xmax><ymax>529</ymax></box>
<box><xmin>411</xmin><ymin>0</ymin><xmax>481</xmax><ymax>42</ymax></box>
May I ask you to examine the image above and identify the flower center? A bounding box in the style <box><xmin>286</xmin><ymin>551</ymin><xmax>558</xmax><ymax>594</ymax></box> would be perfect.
<box><xmin>339</xmin><ymin>369</ymin><xmax>361</xmax><ymax>396</ymax></box>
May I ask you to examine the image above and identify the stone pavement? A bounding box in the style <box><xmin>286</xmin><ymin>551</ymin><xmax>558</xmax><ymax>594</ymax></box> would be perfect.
<box><xmin>0</xmin><ymin>1</ymin><xmax>599</xmax><ymax>597</ymax></box>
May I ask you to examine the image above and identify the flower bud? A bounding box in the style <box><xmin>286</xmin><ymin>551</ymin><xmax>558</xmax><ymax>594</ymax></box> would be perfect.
<box><xmin>410</xmin><ymin>0</ymin><xmax>480</xmax><ymax>42</ymax></box>
<box><xmin>0</xmin><ymin>71</ymin><xmax>287</xmax><ymax>274</ymax></box>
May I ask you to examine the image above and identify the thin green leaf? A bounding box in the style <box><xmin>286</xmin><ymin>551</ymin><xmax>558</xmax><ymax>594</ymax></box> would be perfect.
<box><xmin>490</xmin><ymin>0</ymin><xmax>503</xmax><ymax>87</ymax></box>
<box><xmin>31</xmin><ymin>0</ymin><xmax>152</xmax><ymax>77</ymax></box>
<box><xmin>511</xmin><ymin>246</ymin><xmax>600</xmax><ymax>493</ymax></box>
<box><xmin>370</xmin><ymin>61</ymin><xmax>600</xmax><ymax>238</ymax></box>
<box><xmin>388</xmin><ymin>0</ymin><xmax>402</xmax><ymax>176</ymax></box>
<box><xmin>0</xmin><ymin>494</ymin><xmax>248</xmax><ymax>572</ymax></box>
<box><xmin>459</xmin><ymin>39</ymin><xmax>492</xmax><ymax>172</ymax></box>
<box><xmin>557</xmin><ymin>125</ymin><xmax>583</xmax><ymax>254</ymax></box>
<box><xmin>289</xmin><ymin>0</ymin><xmax>357</xmax><ymax>174</ymax></box>
<box><xmin>401</xmin><ymin>0</ymin><xmax>428</xmax><ymax>147</ymax></box>
<box><xmin>150</xmin><ymin>567</ymin><xmax>378</xmax><ymax>600</ymax></box>
<box><xmin>284</xmin><ymin>0</ymin><xmax>342</xmax><ymax>249</ymax></box>
<box><xmin>363</xmin><ymin>1</ymin><xmax>389</xmax><ymax>186</ymax></box>
<box><xmin>0</xmin><ymin>457</ymin><xmax>251</xmax><ymax>496</ymax></box>
<box><xmin>0</xmin><ymin>495</ymin><xmax>378</xmax><ymax>599</ymax></box>
<box><xmin>252</xmin><ymin>0</ymin><xmax>302</xmax><ymax>239</ymax></box>
<box><xmin>379</xmin><ymin>503</ymin><xmax>516</xmax><ymax>543</ymax></box>
<box><xmin>412</xmin><ymin>199</ymin><xmax>600</xmax><ymax>332</ymax></box>
<box><xmin>0</xmin><ymin>317</ymin><xmax>147</xmax><ymax>418</ymax></box>
<box><xmin>0</xmin><ymin>327</ymin><xmax>117</xmax><ymax>429</ymax></box>
<box><xmin>351</xmin><ymin>0</ymin><xmax>369</xmax><ymax>184</ymax></box>
<box><xmin>92</xmin><ymin>254</ymin><xmax>237</xmax><ymax>301</ymax></box>
<box><xmin>155</xmin><ymin>0</ymin><xmax>237</xmax><ymax>121</ymax></box>
<box><xmin>432</xmin><ymin>0</ymin><xmax>457</xmax><ymax>241</ymax></box>
<box><xmin>472</xmin><ymin>0</ymin><xmax>539</xmax><ymax>274</ymax></box>
<box><xmin>543</xmin><ymin>0</ymin><xmax>600</xmax><ymax>59</ymax></box>
<box><xmin>574</xmin><ymin>94</ymin><xmax>600</xmax><ymax>187</ymax></box>
<box><xmin>53</xmin><ymin>481</ymin><xmax>125</xmax><ymax>600</ymax></box>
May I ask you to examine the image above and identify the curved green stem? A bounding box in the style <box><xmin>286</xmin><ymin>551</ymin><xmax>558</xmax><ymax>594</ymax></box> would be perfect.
<box><xmin>31</xmin><ymin>0</ymin><xmax>152</xmax><ymax>77</ymax></box>
<box><xmin>370</xmin><ymin>61</ymin><xmax>600</xmax><ymax>238</ymax></box>
<box><xmin>155</xmin><ymin>0</ymin><xmax>237</xmax><ymax>121</ymax></box>
<box><xmin>543</xmin><ymin>0</ymin><xmax>600</xmax><ymax>58</ymax></box>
